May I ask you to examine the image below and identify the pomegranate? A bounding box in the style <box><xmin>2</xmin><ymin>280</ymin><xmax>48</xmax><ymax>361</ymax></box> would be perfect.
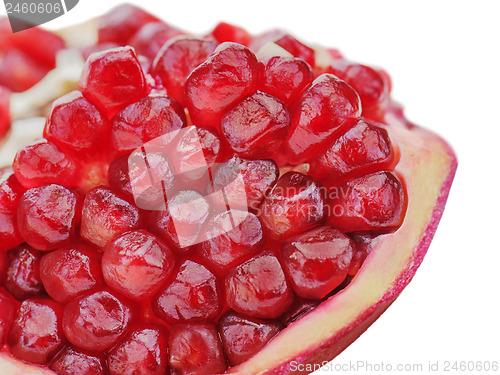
<box><xmin>0</xmin><ymin>5</ymin><xmax>457</xmax><ymax>375</ymax></box>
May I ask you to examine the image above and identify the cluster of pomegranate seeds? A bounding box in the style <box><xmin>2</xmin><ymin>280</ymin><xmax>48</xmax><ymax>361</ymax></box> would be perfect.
<box><xmin>0</xmin><ymin>5</ymin><xmax>412</xmax><ymax>374</ymax></box>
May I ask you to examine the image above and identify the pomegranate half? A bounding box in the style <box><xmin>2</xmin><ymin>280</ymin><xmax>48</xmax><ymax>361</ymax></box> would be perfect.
<box><xmin>0</xmin><ymin>5</ymin><xmax>456</xmax><ymax>375</ymax></box>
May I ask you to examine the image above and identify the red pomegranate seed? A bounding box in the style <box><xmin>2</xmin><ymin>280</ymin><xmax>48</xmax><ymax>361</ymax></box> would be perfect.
<box><xmin>152</xmin><ymin>260</ymin><xmax>222</xmax><ymax>324</ymax></box>
<box><xmin>185</xmin><ymin>42</ymin><xmax>259</xmax><ymax>128</ymax></box>
<box><xmin>225</xmin><ymin>250</ymin><xmax>294</xmax><ymax>319</ymax></box>
<box><xmin>0</xmin><ymin>50</ymin><xmax>47</xmax><ymax>92</ymax></box>
<box><xmin>328</xmin><ymin>171</ymin><xmax>407</xmax><ymax>233</ymax></box>
<box><xmin>62</xmin><ymin>289</ymin><xmax>135</xmax><ymax>351</ymax></box>
<box><xmin>281</xmin><ymin>226</ymin><xmax>355</xmax><ymax>299</ymax></box>
<box><xmin>107</xmin><ymin>324</ymin><xmax>169</xmax><ymax>375</ymax></box>
<box><xmin>259</xmin><ymin>171</ymin><xmax>325</xmax><ymax>241</ymax></box>
<box><xmin>13</xmin><ymin>139</ymin><xmax>79</xmax><ymax>189</ymax></box>
<box><xmin>258</xmin><ymin>56</ymin><xmax>314</xmax><ymax>105</ymax></box>
<box><xmin>110</xmin><ymin>94</ymin><xmax>186</xmax><ymax>158</ymax></box>
<box><xmin>280</xmin><ymin>300</ymin><xmax>319</xmax><ymax>326</ymax></box>
<box><xmin>80</xmin><ymin>186</ymin><xmax>141</xmax><ymax>248</ymax></box>
<box><xmin>274</xmin><ymin>34</ymin><xmax>315</xmax><ymax>67</ymax></box>
<box><xmin>170</xmin><ymin>125</ymin><xmax>227</xmax><ymax>186</ymax></box>
<box><xmin>348</xmin><ymin>233</ymin><xmax>377</xmax><ymax>276</ymax></box>
<box><xmin>130</xmin><ymin>21</ymin><xmax>185</xmax><ymax>60</ymax></box>
<box><xmin>197</xmin><ymin>211</ymin><xmax>265</xmax><ymax>275</ymax></box>
<box><xmin>49</xmin><ymin>346</ymin><xmax>106</xmax><ymax>375</ymax></box>
<box><xmin>119</xmin><ymin>151</ymin><xmax>176</xmax><ymax>210</ymax></box>
<box><xmin>310</xmin><ymin>118</ymin><xmax>395</xmax><ymax>185</ymax></box>
<box><xmin>169</xmin><ymin>322</ymin><xmax>227</xmax><ymax>375</ymax></box>
<box><xmin>0</xmin><ymin>251</ymin><xmax>6</xmax><ymax>284</ymax></box>
<box><xmin>220</xmin><ymin>91</ymin><xmax>290</xmax><ymax>159</ymax></box>
<box><xmin>0</xmin><ymin>85</ymin><xmax>10</xmax><ymax>139</ymax></box>
<box><xmin>44</xmin><ymin>91</ymin><xmax>109</xmax><ymax>159</ymax></box>
<box><xmin>8</xmin><ymin>298</ymin><xmax>65</xmax><ymax>364</ymax></box>
<box><xmin>211</xmin><ymin>22</ymin><xmax>251</xmax><ymax>46</ymax></box>
<box><xmin>80</xmin><ymin>42</ymin><xmax>120</xmax><ymax>61</ymax></box>
<box><xmin>208</xmin><ymin>155</ymin><xmax>279</xmax><ymax>212</ymax></box>
<box><xmin>329</xmin><ymin>59</ymin><xmax>389</xmax><ymax>111</ymax></box>
<box><xmin>0</xmin><ymin>168</ymin><xmax>24</xmax><ymax>251</ymax></box>
<box><xmin>17</xmin><ymin>184</ymin><xmax>81</xmax><ymax>251</ymax></box>
<box><xmin>218</xmin><ymin>311</ymin><xmax>282</xmax><ymax>366</ymax></box>
<box><xmin>79</xmin><ymin>47</ymin><xmax>148</xmax><ymax>118</ymax></box>
<box><xmin>147</xmin><ymin>209</ymin><xmax>190</xmax><ymax>254</ymax></box>
<box><xmin>152</xmin><ymin>37</ymin><xmax>218</xmax><ymax>106</ymax></box>
<box><xmin>102</xmin><ymin>230</ymin><xmax>175</xmax><ymax>301</ymax></box>
<box><xmin>4</xmin><ymin>244</ymin><xmax>44</xmax><ymax>300</ymax></box>
<box><xmin>98</xmin><ymin>4</ymin><xmax>160</xmax><ymax>45</ymax></box>
<box><xmin>285</xmin><ymin>73</ymin><xmax>361</xmax><ymax>164</ymax></box>
<box><xmin>40</xmin><ymin>242</ymin><xmax>103</xmax><ymax>303</ymax></box>
<box><xmin>151</xmin><ymin>190</ymin><xmax>210</xmax><ymax>248</ymax></box>
<box><xmin>0</xmin><ymin>290</ymin><xmax>16</xmax><ymax>345</ymax></box>
<box><xmin>6</xmin><ymin>26</ymin><xmax>64</xmax><ymax>69</ymax></box>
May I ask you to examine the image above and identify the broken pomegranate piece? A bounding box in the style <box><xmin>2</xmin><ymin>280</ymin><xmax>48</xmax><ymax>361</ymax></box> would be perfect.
<box><xmin>0</xmin><ymin>8</ymin><xmax>457</xmax><ymax>375</ymax></box>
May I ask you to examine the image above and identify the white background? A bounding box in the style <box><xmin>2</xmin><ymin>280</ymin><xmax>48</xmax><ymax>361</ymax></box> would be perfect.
<box><xmin>2</xmin><ymin>1</ymin><xmax>500</xmax><ymax>374</ymax></box>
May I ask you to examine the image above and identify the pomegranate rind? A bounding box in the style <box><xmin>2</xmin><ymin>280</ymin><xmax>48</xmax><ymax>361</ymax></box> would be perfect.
<box><xmin>228</xmin><ymin>124</ymin><xmax>457</xmax><ymax>374</ymax></box>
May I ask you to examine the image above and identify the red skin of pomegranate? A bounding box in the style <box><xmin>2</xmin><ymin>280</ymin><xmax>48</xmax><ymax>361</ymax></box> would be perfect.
<box><xmin>185</xmin><ymin>42</ymin><xmax>259</xmax><ymax>128</ymax></box>
<box><xmin>110</xmin><ymin>94</ymin><xmax>186</xmax><ymax>158</ymax></box>
<box><xmin>281</xmin><ymin>226</ymin><xmax>355</xmax><ymax>300</ymax></box>
<box><xmin>211</xmin><ymin>22</ymin><xmax>252</xmax><ymax>46</ymax></box>
<box><xmin>0</xmin><ymin>290</ymin><xmax>16</xmax><ymax>345</ymax></box>
<box><xmin>225</xmin><ymin>250</ymin><xmax>294</xmax><ymax>319</ymax></box>
<box><xmin>328</xmin><ymin>171</ymin><xmax>407</xmax><ymax>233</ymax></box>
<box><xmin>220</xmin><ymin>91</ymin><xmax>290</xmax><ymax>159</ymax></box>
<box><xmin>152</xmin><ymin>260</ymin><xmax>222</xmax><ymax>324</ymax></box>
<box><xmin>285</xmin><ymin>73</ymin><xmax>362</xmax><ymax>165</ymax></box>
<box><xmin>44</xmin><ymin>91</ymin><xmax>109</xmax><ymax>159</ymax></box>
<box><xmin>62</xmin><ymin>289</ymin><xmax>136</xmax><ymax>352</ymax></box>
<box><xmin>80</xmin><ymin>186</ymin><xmax>142</xmax><ymax>248</ymax></box>
<box><xmin>102</xmin><ymin>230</ymin><xmax>175</xmax><ymax>301</ymax></box>
<box><xmin>49</xmin><ymin>346</ymin><xmax>106</xmax><ymax>375</ymax></box>
<box><xmin>39</xmin><ymin>242</ymin><xmax>103</xmax><ymax>303</ymax></box>
<box><xmin>152</xmin><ymin>37</ymin><xmax>218</xmax><ymax>106</ymax></box>
<box><xmin>197</xmin><ymin>211</ymin><xmax>265</xmax><ymax>275</ymax></box>
<box><xmin>169</xmin><ymin>322</ymin><xmax>227</xmax><ymax>375</ymax></box>
<box><xmin>257</xmin><ymin>56</ymin><xmax>314</xmax><ymax>105</ymax></box>
<box><xmin>219</xmin><ymin>311</ymin><xmax>282</xmax><ymax>366</ymax></box>
<box><xmin>17</xmin><ymin>184</ymin><xmax>81</xmax><ymax>251</ymax></box>
<box><xmin>7</xmin><ymin>298</ymin><xmax>66</xmax><ymax>364</ymax></box>
<box><xmin>0</xmin><ymin>169</ymin><xmax>24</xmax><ymax>251</ymax></box>
<box><xmin>310</xmin><ymin>118</ymin><xmax>396</xmax><ymax>185</ymax></box>
<box><xmin>258</xmin><ymin>171</ymin><xmax>325</xmax><ymax>241</ymax></box>
<box><xmin>13</xmin><ymin>139</ymin><xmax>80</xmax><ymax>189</ymax></box>
<box><xmin>98</xmin><ymin>4</ymin><xmax>160</xmax><ymax>45</ymax></box>
<box><xmin>4</xmin><ymin>244</ymin><xmax>44</xmax><ymax>300</ymax></box>
<box><xmin>79</xmin><ymin>47</ymin><xmax>148</xmax><ymax>118</ymax></box>
<box><xmin>107</xmin><ymin>324</ymin><xmax>169</xmax><ymax>375</ymax></box>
